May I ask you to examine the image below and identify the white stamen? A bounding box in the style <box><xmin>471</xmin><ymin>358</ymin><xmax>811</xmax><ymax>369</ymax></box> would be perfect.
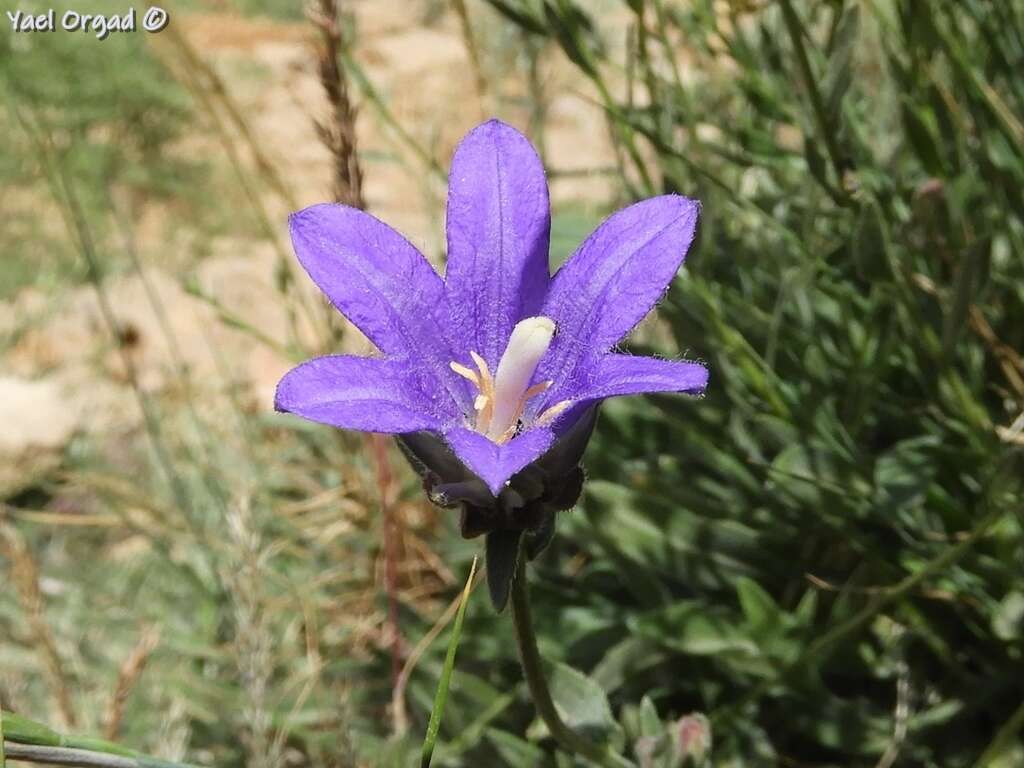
<box><xmin>487</xmin><ymin>317</ymin><xmax>555</xmax><ymax>441</ymax></box>
<box><xmin>450</xmin><ymin>361</ymin><xmax>480</xmax><ymax>386</ymax></box>
<box><xmin>468</xmin><ymin>351</ymin><xmax>495</xmax><ymax>433</ymax></box>
<box><xmin>535</xmin><ymin>399</ymin><xmax>573</xmax><ymax>427</ymax></box>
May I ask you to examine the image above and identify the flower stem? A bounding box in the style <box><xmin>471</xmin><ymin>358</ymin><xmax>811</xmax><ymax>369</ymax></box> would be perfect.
<box><xmin>510</xmin><ymin>556</ymin><xmax>633</xmax><ymax>768</ymax></box>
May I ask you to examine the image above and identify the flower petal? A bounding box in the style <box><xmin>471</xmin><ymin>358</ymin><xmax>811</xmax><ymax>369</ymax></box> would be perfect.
<box><xmin>275</xmin><ymin>355</ymin><xmax>455</xmax><ymax>433</ymax></box>
<box><xmin>536</xmin><ymin>195</ymin><xmax>700</xmax><ymax>387</ymax></box>
<box><xmin>445</xmin><ymin>119</ymin><xmax>551</xmax><ymax>368</ymax></box>
<box><xmin>290</xmin><ymin>204</ymin><xmax>449</xmax><ymax>358</ymax></box>
<box><xmin>562</xmin><ymin>354</ymin><xmax>708</xmax><ymax>405</ymax></box>
<box><xmin>444</xmin><ymin>426</ymin><xmax>555</xmax><ymax>496</ymax></box>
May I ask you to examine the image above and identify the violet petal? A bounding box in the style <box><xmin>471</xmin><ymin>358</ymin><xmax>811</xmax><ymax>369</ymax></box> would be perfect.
<box><xmin>275</xmin><ymin>355</ymin><xmax>455</xmax><ymax>433</ymax></box>
<box><xmin>445</xmin><ymin>119</ymin><xmax>551</xmax><ymax>368</ymax></box>
<box><xmin>289</xmin><ymin>204</ymin><xmax>467</xmax><ymax>405</ymax></box>
<box><xmin>565</xmin><ymin>354</ymin><xmax>708</xmax><ymax>404</ymax></box>
<box><xmin>444</xmin><ymin>426</ymin><xmax>556</xmax><ymax>495</ymax></box>
<box><xmin>536</xmin><ymin>195</ymin><xmax>700</xmax><ymax>390</ymax></box>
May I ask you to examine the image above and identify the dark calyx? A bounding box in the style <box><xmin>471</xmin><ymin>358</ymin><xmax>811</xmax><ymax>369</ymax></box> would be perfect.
<box><xmin>395</xmin><ymin>407</ymin><xmax>597</xmax><ymax>610</ymax></box>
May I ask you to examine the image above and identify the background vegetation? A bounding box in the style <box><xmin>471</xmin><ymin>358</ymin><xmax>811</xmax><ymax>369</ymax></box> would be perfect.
<box><xmin>2</xmin><ymin>0</ymin><xmax>1022</xmax><ymax>766</ymax></box>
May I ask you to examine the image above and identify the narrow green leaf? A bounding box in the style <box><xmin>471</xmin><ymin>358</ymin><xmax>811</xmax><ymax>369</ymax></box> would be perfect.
<box><xmin>421</xmin><ymin>556</ymin><xmax>479</xmax><ymax>768</ymax></box>
<box><xmin>852</xmin><ymin>199</ymin><xmax>891</xmax><ymax>280</ymax></box>
<box><xmin>824</xmin><ymin>4</ymin><xmax>859</xmax><ymax>124</ymax></box>
<box><xmin>942</xmin><ymin>237</ymin><xmax>990</xmax><ymax>359</ymax></box>
<box><xmin>803</xmin><ymin>136</ymin><xmax>830</xmax><ymax>190</ymax></box>
<box><xmin>1</xmin><ymin>701</ymin><xmax>6</xmax><ymax>768</ymax></box>
<box><xmin>482</xmin><ymin>0</ymin><xmax>547</xmax><ymax>36</ymax></box>
<box><xmin>1</xmin><ymin>708</ymin><xmax>208</xmax><ymax>766</ymax></box>
<box><xmin>0</xmin><ymin>713</ymin><xmax>61</xmax><ymax>747</ymax></box>
<box><xmin>901</xmin><ymin>102</ymin><xmax>946</xmax><ymax>175</ymax></box>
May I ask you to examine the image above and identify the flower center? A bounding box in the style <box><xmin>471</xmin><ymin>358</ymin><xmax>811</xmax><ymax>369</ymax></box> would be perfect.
<box><xmin>449</xmin><ymin>316</ymin><xmax>573</xmax><ymax>444</ymax></box>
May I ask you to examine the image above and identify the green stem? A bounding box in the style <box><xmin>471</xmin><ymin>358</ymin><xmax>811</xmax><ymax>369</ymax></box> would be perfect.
<box><xmin>510</xmin><ymin>557</ymin><xmax>632</xmax><ymax>768</ymax></box>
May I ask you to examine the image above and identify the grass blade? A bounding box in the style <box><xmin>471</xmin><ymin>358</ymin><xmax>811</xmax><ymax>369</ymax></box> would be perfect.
<box><xmin>421</xmin><ymin>556</ymin><xmax>478</xmax><ymax>768</ymax></box>
<box><xmin>0</xmin><ymin>712</ymin><xmax>199</xmax><ymax>767</ymax></box>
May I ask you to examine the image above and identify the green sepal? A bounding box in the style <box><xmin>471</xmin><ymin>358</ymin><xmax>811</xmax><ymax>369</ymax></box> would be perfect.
<box><xmin>486</xmin><ymin>528</ymin><xmax>523</xmax><ymax>611</ymax></box>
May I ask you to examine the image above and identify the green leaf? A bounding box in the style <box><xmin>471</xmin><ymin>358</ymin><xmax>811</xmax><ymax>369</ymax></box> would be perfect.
<box><xmin>852</xmin><ymin>200</ymin><xmax>892</xmax><ymax>280</ymax></box>
<box><xmin>591</xmin><ymin>636</ymin><xmax>666</xmax><ymax>695</ymax></box>
<box><xmin>0</xmin><ymin>712</ymin><xmax>199</xmax><ymax>766</ymax></box>
<box><xmin>549</xmin><ymin>662</ymin><xmax>622</xmax><ymax>744</ymax></box>
<box><xmin>824</xmin><ymin>4</ymin><xmax>860</xmax><ymax>124</ymax></box>
<box><xmin>0</xmin><ymin>713</ymin><xmax>61</xmax><ymax>747</ymax></box>
<box><xmin>901</xmin><ymin>102</ymin><xmax>947</xmax><ymax>175</ymax></box>
<box><xmin>638</xmin><ymin>696</ymin><xmax>662</xmax><ymax>739</ymax></box>
<box><xmin>872</xmin><ymin>436</ymin><xmax>940</xmax><ymax>517</ymax></box>
<box><xmin>736</xmin><ymin>577</ymin><xmax>782</xmax><ymax>635</ymax></box>
<box><xmin>542</xmin><ymin>0</ymin><xmax>602</xmax><ymax>77</ymax></box>
<box><xmin>421</xmin><ymin>557</ymin><xmax>478</xmax><ymax>768</ymax></box>
<box><xmin>794</xmin><ymin>589</ymin><xmax>819</xmax><ymax>627</ymax></box>
<box><xmin>943</xmin><ymin>236</ymin><xmax>991</xmax><ymax>358</ymax></box>
<box><xmin>993</xmin><ymin>591</ymin><xmax>1024</xmax><ymax>642</ymax></box>
<box><xmin>486</xmin><ymin>728</ymin><xmax>546</xmax><ymax>764</ymax></box>
<box><xmin>803</xmin><ymin>136</ymin><xmax>829</xmax><ymax>189</ymax></box>
<box><xmin>481</xmin><ymin>0</ymin><xmax>547</xmax><ymax>36</ymax></box>
<box><xmin>630</xmin><ymin>601</ymin><xmax>759</xmax><ymax>657</ymax></box>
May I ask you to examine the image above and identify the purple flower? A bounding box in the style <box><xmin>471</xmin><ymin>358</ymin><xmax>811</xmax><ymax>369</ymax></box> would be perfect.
<box><xmin>276</xmin><ymin>119</ymin><xmax>706</xmax><ymax>512</ymax></box>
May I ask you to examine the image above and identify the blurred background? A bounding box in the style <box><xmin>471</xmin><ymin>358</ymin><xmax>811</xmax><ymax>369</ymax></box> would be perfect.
<box><xmin>1</xmin><ymin>0</ymin><xmax>1022</xmax><ymax>765</ymax></box>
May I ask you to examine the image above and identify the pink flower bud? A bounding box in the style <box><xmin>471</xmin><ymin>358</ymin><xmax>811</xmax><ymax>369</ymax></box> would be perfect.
<box><xmin>676</xmin><ymin>713</ymin><xmax>711</xmax><ymax>761</ymax></box>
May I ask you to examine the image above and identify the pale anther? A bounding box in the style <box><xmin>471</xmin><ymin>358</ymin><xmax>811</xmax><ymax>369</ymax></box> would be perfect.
<box><xmin>535</xmin><ymin>399</ymin><xmax>573</xmax><ymax>427</ymax></box>
<box><xmin>448</xmin><ymin>317</ymin><xmax>560</xmax><ymax>444</ymax></box>
<box><xmin>450</xmin><ymin>361</ymin><xmax>480</xmax><ymax>386</ymax></box>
